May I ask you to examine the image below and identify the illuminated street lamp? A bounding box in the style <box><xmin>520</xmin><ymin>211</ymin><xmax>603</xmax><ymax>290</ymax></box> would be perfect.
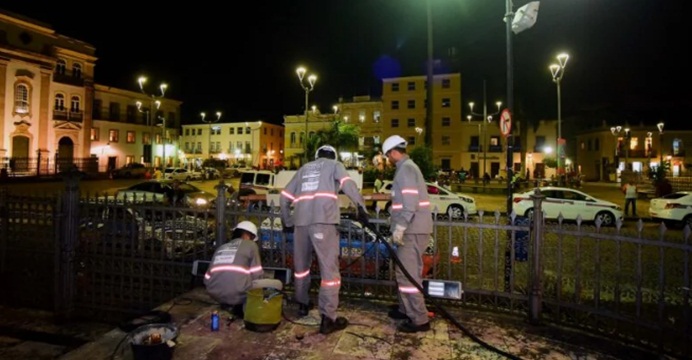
<box><xmin>415</xmin><ymin>126</ymin><xmax>424</xmax><ymax>145</ymax></box>
<box><xmin>201</xmin><ymin>111</ymin><xmax>222</xmax><ymax>159</ymax></box>
<box><xmin>468</xmin><ymin>94</ymin><xmax>502</xmax><ymax>181</ymax></box>
<box><xmin>296</xmin><ymin>66</ymin><xmax>317</xmax><ymax>164</ymax></box>
<box><xmin>137</xmin><ymin>76</ymin><xmax>168</xmax><ymax>167</ymax></box>
<box><xmin>549</xmin><ymin>52</ymin><xmax>569</xmax><ymax>179</ymax></box>
<box><xmin>657</xmin><ymin>122</ymin><xmax>665</xmax><ymax>164</ymax></box>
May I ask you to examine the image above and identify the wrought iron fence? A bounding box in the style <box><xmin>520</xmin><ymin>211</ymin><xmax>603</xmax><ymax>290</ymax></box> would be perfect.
<box><xmin>0</xmin><ymin>174</ymin><xmax>690</xmax><ymax>357</ymax></box>
<box><xmin>0</xmin><ymin>155</ymin><xmax>99</xmax><ymax>177</ymax></box>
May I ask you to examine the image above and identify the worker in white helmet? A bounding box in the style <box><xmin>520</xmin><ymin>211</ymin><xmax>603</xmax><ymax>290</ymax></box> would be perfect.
<box><xmin>381</xmin><ymin>135</ymin><xmax>432</xmax><ymax>333</ymax></box>
<box><xmin>204</xmin><ymin>220</ymin><xmax>283</xmax><ymax>317</ymax></box>
<box><xmin>279</xmin><ymin>144</ymin><xmax>369</xmax><ymax>335</ymax></box>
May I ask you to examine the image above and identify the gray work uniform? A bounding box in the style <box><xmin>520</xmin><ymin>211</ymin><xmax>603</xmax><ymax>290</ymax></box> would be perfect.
<box><xmin>204</xmin><ymin>238</ymin><xmax>282</xmax><ymax>306</ymax></box>
<box><xmin>389</xmin><ymin>155</ymin><xmax>433</xmax><ymax>326</ymax></box>
<box><xmin>280</xmin><ymin>158</ymin><xmax>366</xmax><ymax>320</ymax></box>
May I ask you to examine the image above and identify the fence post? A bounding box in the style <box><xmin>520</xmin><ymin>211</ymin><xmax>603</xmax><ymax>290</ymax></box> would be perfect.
<box><xmin>528</xmin><ymin>188</ymin><xmax>545</xmax><ymax>325</ymax></box>
<box><xmin>55</xmin><ymin>168</ymin><xmax>81</xmax><ymax>322</ymax></box>
<box><xmin>215</xmin><ymin>180</ymin><xmax>228</xmax><ymax>247</ymax></box>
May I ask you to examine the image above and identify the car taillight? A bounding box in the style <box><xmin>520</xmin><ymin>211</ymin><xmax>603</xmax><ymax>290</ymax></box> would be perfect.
<box><xmin>513</xmin><ymin>197</ymin><xmax>527</xmax><ymax>203</ymax></box>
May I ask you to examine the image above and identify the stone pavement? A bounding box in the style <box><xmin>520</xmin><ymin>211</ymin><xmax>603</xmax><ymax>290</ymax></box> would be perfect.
<box><xmin>57</xmin><ymin>288</ymin><xmax>663</xmax><ymax>360</ymax></box>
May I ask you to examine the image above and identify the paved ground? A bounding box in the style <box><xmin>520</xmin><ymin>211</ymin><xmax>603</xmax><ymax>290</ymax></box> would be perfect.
<box><xmin>57</xmin><ymin>288</ymin><xmax>665</xmax><ymax>360</ymax></box>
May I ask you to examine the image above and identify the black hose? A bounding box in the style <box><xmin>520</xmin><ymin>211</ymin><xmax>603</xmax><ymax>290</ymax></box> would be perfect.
<box><xmin>358</xmin><ymin>218</ymin><xmax>523</xmax><ymax>360</ymax></box>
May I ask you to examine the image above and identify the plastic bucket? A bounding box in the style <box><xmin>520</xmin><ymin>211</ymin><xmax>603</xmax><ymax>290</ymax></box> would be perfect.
<box><xmin>244</xmin><ymin>288</ymin><xmax>283</xmax><ymax>332</ymax></box>
<box><xmin>128</xmin><ymin>323</ymin><xmax>178</xmax><ymax>360</ymax></box>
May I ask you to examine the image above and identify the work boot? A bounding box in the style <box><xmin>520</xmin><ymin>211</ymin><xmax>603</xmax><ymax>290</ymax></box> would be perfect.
<box><xmin>387</xmin><ymin>308</ymin><xmax>409</xmax><ymax>320</ymax></box>
<box><xmin>397</xmin><ymin>319</ymin><xmax>430</xmax><ymax>333</ymax></box>
<box><xmin>298</xmin><ymin>301</ymin><xmax>314</xmax><ymax>317</ymax></box>
<box><xmin>319</xmin><ymin>315</ymin><xmax>348</xmax><ymax>335</ymax></box>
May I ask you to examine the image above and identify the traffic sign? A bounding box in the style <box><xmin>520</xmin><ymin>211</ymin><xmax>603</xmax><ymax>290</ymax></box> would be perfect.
<box><xmin>500</xmin><ymin>109</ymin><xmax>512</xmax><ymax>137</ymax></box>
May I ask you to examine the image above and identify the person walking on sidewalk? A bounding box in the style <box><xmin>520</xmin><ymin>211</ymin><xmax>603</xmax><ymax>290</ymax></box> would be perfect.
<box><xmin>622</xmin><ymin>180</ymin><xmax>638</xmax><ymax>217</ymax></box>
<box><xmin>279</xmin><ymin>145</ymin><xmax>369</xmax><ymax>335</ymax></box>
<box><xmin>382</xmin><ymin>135</ymin><xmax>432</xmax><ymax>333</ymax></box>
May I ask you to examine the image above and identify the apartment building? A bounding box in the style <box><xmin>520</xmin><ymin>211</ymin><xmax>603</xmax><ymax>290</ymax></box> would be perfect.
<box><xmin>92</xmin><ymin>85</ymin><xmax>181</xmax><ymax>171</ymax></box>
<box><xmin>179</xmin><ymin>121</ymin><xmax>284</xmax><ymax>169</ymax></box>
<box><xmin>283</xmin><ymin>110</ymin><xmax>335</xmax><ymax>168</ymax></box>
<box><xmin>576</xmin><ymin>122</ymin><xmax>690</xmax><ymax>181</ymax></box>
<box><xmin>0</xmin><ymin>9</ymin><xmax>182</xmax><ymax>174</ymax></box>
<box><xmin>381</xmin><ymin>73</ymin><xmax>463</xmax><ymax>170</ymax></box>
<box><xmin>338</xmin><ymin>95</ymin><xmax>383</xmax><ymax>151</ymax></box>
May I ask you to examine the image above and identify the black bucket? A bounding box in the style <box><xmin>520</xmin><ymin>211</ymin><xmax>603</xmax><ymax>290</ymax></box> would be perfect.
<box><xmin>128</xmin><ymin>323</ymin><xmax>178</xmax><ymax>360</ymax></box>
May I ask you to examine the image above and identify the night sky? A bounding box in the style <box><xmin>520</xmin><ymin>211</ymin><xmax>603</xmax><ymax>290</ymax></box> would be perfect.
<box><xmin>2</xmin><ymin>0</ymin><xmax>688</xmax><ymax>127</ymax></box>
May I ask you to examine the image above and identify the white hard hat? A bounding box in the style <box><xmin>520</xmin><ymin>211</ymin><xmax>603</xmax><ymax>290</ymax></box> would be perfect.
<box><xmin>382</xmin><ymin>135</ymin><xmax>407</xmax><ymax>155</ymax></box>
<box><xmin>315</xmin><ymin>145</ymin><xmax>337</xmax><ymax>160</ymax></box>
<box><xmin>235</xmin><ymin>221</ymin><xmax>258</xmax><ymax>238</ymax></box>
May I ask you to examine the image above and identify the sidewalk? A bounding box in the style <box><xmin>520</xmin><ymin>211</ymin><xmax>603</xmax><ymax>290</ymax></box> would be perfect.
<box><xmin>59</xmin><ymin>288</ymin><xmax>661</xmax><ymax>360</ymax></box>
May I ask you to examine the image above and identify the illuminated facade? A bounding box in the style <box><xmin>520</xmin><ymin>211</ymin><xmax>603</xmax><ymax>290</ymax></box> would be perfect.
<box><xmin>0</xmin><ymin>10</ymin><xmax>181</xmax><ymax>173</ymax></box>
<box><xmin>180</xmin><ymin>122</ymin><xmax>284</xmax><ymax>169</ymax></box>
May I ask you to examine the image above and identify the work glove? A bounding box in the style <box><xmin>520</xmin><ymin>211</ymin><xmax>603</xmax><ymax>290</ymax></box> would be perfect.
<box><xmin>282</xmin><ymin>225</ymin><xmax>294</xmax><ymax>234</ymax></box>
<box><xmin>391</xmin><ymin>224</ymin><xmax>407</xmax><ymax>246</ymax></box>
<box><xmin>357</xmin><ymin>206</ymin><xmax>371</xmax><ymax>227</ymax></box>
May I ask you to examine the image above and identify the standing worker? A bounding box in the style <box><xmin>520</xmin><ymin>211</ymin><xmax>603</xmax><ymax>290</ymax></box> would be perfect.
<box><xmin>279</xmin><ymin>145</ymin><xmax>370</xmax><ymax>335</ymax></box>
<box><xmin>382</xmin><ymin>135</ymin><xmax>432</xmax><ymax>333</ymax></box>
<box><xmin>204</xmin><ymin>221</ymin><xmax>283</xmax><ymax>317</ymax></box>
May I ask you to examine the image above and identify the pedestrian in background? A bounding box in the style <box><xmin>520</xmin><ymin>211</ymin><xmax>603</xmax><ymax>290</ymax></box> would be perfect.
<box><xmin>622</xmin><ymin>180</ymin><xmax>638</xmax><ymax>217</ymax></box>
<box><xmin>381</xmin><ymin>135</ymin><xmax>432</xmax><ymax>333</ymax></box>
<box><xmin>279</xmin><ymin>145</ymin><xmax>370</xmax><ymax>335</ymax></box>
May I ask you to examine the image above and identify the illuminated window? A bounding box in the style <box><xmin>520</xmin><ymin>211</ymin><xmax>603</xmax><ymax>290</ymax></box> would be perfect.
<box><xmin>143</xmin><ymin>132</ymin><xmax>151</xmax><ymax>145</ymax></box>
<box><xmin>90</xmin><ymin>128</ymin><xmax>99</xmax><ymax>141</ymax></box>
<box><xmin>126</xmin><ymin>131</ymin><xmax>135</xmax><ymax>144</ymax></box>
<box><xmin>14</xmin><ymin>83</ymin><xmax>29</xmax><ymax>114</ymax></box>
<box><xmin>108</xmin><ymin>129</ymin><xmax>119</xmax><ymax>142</ymax></box>
<box><xmin>629</xmin><ymin>137</ymin><xmax>638</xmax><ymax>150</ymax></box>
<box><xmin>55</xmin><ymin>93</ymin><xmax>65</xmax><ymax>110</ymax></box>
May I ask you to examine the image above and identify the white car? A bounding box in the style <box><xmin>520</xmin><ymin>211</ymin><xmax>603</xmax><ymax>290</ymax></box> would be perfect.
<box><xmin>376</xmin><ymin>180</ymin><xmax>477</xmax><ymax>219</ymax></box>
<box><xmin>164</xmin><ymin>167</ymin><xmax>194</xmax><ymax>181</ymax></box>
<box><xmin>649</xmin><ymin>191</ymin><xmax>692</xmax><ymax>228</ymax></box>
<box><xmin>512</xmin><ymin>186</ymin><xmax>623</xmax><ymax>226</ymax></box>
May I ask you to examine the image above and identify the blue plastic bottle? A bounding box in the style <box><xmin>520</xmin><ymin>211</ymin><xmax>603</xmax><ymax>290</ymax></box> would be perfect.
<box><xmin>211</xmin><ymin>310</ymin><xmax>219</xmax><ymax>331</ymax></box>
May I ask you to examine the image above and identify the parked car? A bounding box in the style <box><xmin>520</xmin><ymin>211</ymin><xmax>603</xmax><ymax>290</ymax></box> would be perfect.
<box><xmin>164</xmin><ymin>167</ymin><xmax>194</xmax><ymax>181</ymax></box>
<box><xmin>259</xmin><ymin>216</ymin><xmax>439</xmax><ymax>278</ymax></box>
<box><xmin>649</xmin><ymin>191</ymin><xmax>692</xmax><ymax>228</ymax></box>
<box><xmin>114</xmin><ymin>180</ymin><xmax>215</xmax><ymax>208</ymax></box>
<box><xmin>111</xmin><ymin>163</ymin><xmax>148</xmax><ymax>179</ymax></box>
<box><xmin>512</xmin><ymin>186</ymin><xmax>623</xmax><ymax>226</ymax></box>
<box><xmin>80</xmin><ymin>206</ymin><xmax>215</xmax><ymax>259</ymax></box>
<box><xmin>376</xmin><ymin>180</ymin><xmax>477</xmax><ymax>219</ymax></box>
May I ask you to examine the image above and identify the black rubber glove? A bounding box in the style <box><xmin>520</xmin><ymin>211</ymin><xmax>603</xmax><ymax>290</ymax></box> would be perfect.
<box><xmin>357</xmin><ymin>206</ymin><xmax>371</xmax><ymax>227</ymax></box>
<box><xmin>283</xmin><ymin>225</ymin><xmax>294</xmax><ymax>234</ymax></box>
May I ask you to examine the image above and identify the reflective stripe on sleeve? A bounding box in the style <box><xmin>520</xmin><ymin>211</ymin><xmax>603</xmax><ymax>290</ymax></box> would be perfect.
<box><xmin>339</xmin><ymin>176</ymin><xmax>352</xmax><ymax>187</ymax></box>
<box><xmin>249</xmin><ymin>266</ymin><xmax>263</xmax><ymax>274</ymax></box>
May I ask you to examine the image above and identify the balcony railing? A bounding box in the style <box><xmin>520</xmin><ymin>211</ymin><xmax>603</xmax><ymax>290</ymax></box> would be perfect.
<box><xmin>488</xmin><ymin>145</ymin><xmax>503</xmax><ymax>153</ymax></box>
<box><xmin>69</xmin><ymin>111</ymin><xmax>83</xmax><ymax>122</ymax></box>
<box><xmin>52</xmin><ymin>73</ymin><xmax>85</xmax><ymax>87</ymax></box>
<box><xmin>53</xmin><ymin>109</ymin><xmax>68</xmax><ymax>121</ymax></box>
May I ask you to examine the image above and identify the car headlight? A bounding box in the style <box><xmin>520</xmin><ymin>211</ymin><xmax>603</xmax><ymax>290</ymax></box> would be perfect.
<box><xmin>195</xmin><ymin>198</ymin><xmax>208</xmax><ymax>206</ymax></box>
<box><xmin>460</xmin><ymin>196</ymin><xmax>474</xmax><ymax>203</ymax></box>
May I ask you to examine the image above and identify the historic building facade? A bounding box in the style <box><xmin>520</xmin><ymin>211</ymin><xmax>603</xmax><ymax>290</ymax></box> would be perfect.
<box><xmin>0</xmin><ymin>10</ymin><xmax>182</xmax><ymax>174</ymax></box>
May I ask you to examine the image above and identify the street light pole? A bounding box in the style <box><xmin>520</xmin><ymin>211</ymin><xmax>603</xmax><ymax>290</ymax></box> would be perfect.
<box><xmin>296</xmin><ymin>66</ymin><xmax>317</xmax><ymax>165</ymax></box>
<box><xmin>624</xmin><ymin>127</ymin><xmax>631</xmax><ymax>170</ymax></box>
<box><xmin>201</xmin><ymin>111</ymin><xmax>222</xmax><ymax>159</ymax></box>
<box><xmin>467</xmin><ymin>115</ymin><xmax>482</xmax><ymax>179</ymax></box>
<box><xmin>137</xmin><ymin>76</ymin><xmax>167</xmax><ymax>168</ymax></box>
<box><xmin>246</xmin><ymin>121</ymin><xmax>262</xmax><ymax>168</ymax></box>
<box><xmin>468</xmin><ymin>85</ymin><xmax>502</xmax><ymax>181</ymax></box>
<box><xmin>549</xmin><ymin>53</ymin><xmax>569</xmax><ymax>182</ymax></box>
<box><xmin>657</xmin><ymin>122</ymin><xmax>665</xmax><ymax>165</ymax></box>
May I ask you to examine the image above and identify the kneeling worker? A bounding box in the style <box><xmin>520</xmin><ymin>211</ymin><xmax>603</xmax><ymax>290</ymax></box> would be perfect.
<box><xmin>204</xmin><ymin>221</ymin><xmax>283</xmax><ymax>316</ymax></box>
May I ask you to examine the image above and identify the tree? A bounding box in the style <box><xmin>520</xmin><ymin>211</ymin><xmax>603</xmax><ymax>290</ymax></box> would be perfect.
<box><xmin>300</xmin><ymin>120</ymin><xmax>360</xmax><ymax>164</ymax></box>
<box><xmin>409</xmin><ymin>145</ymin><xmax>436</xmax><ymax>180</ymax></box>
